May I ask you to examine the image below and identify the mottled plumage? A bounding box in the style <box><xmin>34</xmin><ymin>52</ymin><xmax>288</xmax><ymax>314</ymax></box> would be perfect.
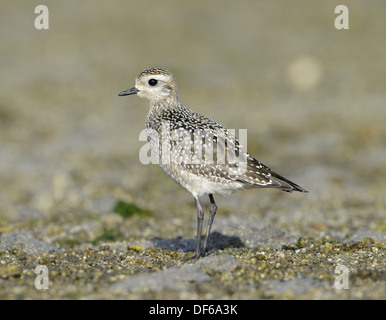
<box><xmin>119</xmin><ymin>67</ymin><xmax>308</xmax><ymax>259</ymax></box>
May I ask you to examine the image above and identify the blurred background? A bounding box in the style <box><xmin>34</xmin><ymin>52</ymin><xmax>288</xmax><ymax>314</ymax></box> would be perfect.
<box><xmin>1</xmin><ymin>1</ymin><xmax>385</xmax><ymax>238</ymax></box>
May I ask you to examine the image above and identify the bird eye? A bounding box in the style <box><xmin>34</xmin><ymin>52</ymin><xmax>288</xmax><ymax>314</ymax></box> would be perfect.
<box><xmin>148</xmin><ymin>79</ymin><xmax>158</xmax><ymax>86</ymax></box>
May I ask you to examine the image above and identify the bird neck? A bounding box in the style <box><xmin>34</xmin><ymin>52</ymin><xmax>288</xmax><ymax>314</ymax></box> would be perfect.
<box><xmin>149</xmin><ymin>95</ymin><xmax>181</xmax><ymax>114</ymax></box>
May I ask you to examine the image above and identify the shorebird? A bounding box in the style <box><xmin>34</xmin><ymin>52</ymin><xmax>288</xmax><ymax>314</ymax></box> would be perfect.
<box><xmin>119</xmin><ymin>67</ymin><xmax>308</xmax><ymax>259</ymax></box>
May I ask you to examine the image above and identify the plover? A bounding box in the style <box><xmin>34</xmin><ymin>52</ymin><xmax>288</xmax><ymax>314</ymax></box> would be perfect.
<box><xmin>119</xmin><ymin>67</ymin><xmax>308</xmax><ymax>259</ymax></box>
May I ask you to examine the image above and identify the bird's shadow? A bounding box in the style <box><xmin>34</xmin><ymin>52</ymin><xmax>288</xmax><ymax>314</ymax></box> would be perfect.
<box><xmin>151</xmin><ymin>231</ymin><xmax>245</xmax><ymax>253</ymax></box>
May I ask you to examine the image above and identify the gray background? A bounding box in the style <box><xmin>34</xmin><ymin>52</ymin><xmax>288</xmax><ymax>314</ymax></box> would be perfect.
<box><xmin>0</xmin><ymin>1</ymin><xmax>385</xmax><ymax>299</ymax></box>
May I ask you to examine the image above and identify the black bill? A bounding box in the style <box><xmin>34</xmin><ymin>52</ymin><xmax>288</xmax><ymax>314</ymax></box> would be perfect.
<box><xmin>118</xmin><ymin>87</ymin><xmax>139</xmax><ymax>96</ymax></box>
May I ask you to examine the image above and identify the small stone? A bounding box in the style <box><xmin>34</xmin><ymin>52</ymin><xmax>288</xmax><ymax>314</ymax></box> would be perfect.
<box><xmin>128</xmin><ymin>244</ymin><xmax>145</xmax><ymax>252</ymax></box>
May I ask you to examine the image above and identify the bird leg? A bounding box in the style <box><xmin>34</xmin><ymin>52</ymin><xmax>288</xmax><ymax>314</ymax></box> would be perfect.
<box><xmin>188</xmin><ymin>195</ymin><xmax>204</xmax><ymax>260</ymax></box>
<box><xmin>201</xmin><ymin>194</ymin><xmax>217</xmax><ymax>256</ymax></box>
<box><xmin>185</xmin><ymin>195</ymin><xmax>217</xmax><ymax>260</ymax></box>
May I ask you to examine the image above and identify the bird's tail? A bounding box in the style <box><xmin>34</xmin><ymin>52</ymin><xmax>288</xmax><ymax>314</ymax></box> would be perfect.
<box><xmin>270</xmin><ymin>171</ymin><xmax>309</xmax><ymax>193</ymax></box>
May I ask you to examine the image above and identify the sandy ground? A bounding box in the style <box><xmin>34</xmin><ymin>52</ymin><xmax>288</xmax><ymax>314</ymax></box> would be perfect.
<box><xmin>0</xmin><ymin>1</ymin><xmax>385</xmax><ymax>299</ymax></box>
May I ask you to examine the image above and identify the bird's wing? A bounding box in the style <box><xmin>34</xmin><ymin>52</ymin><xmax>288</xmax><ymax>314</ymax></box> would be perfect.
<box><xmin>160</xmin><ymin>111</ymin><xmax>307</xmax><ymax>193</ymax></box>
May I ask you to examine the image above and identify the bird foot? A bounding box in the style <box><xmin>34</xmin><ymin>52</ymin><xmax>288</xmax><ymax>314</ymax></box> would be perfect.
<box><xmin>183</xmin><ymin>250</ymin><xmax>206</xmax><ymax>262</ymax></box>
